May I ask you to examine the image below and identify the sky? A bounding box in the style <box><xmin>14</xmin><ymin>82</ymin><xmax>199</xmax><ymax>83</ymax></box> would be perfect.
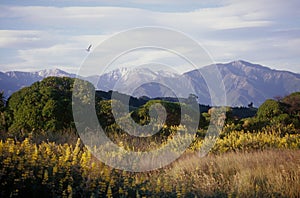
<box><xmin>0</xmin><ymin>0</ymin><xmax>300</xmax><ymax>75</ymax></box>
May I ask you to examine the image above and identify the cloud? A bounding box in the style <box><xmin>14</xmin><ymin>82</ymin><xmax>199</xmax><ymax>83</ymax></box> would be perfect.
<box><xmin>0</xmin><ymin>0</ymin><xmax>299</xmax><ymax>74</ymax></box>
<box><xmin>0</xmin><ymin>0</ymin><xmax>227</xmax><ymax>12</ymax></box>
<box><xmin>0</xmin><ymin>6</ymin><xmax>158</xmax><ymax>34</ymax></box>
<box><xmin>0</xmin><ymin>3</ymin><xmax>275</xmax><ymax>33</ymax></box>
<box><xmin>93</xmin><ymin>48</ymin><xmax>192</xmax><ymax>75</ymax></box>
<box><xmin>0</xmin><ymin>30</ymin><xmax>68</xmax><ymax>50</ymax></box>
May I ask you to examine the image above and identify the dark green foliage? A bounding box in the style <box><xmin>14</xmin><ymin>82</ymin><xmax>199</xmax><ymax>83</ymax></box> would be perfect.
<box><xmin>95</xmin><ymin>90</ymin><xmax>148</xmax><ymax>108</ymax></box>
<box><xmin>2</xmin><ymin>73</ymin><xmax>300</xmax><ymax>142</ymax></box>
<box><xmin>245</xmin><ymin>99</ymin><xmax>285</xmax><ymax>131</ymax></box>
<box><xmin>131</xmin><ymin>100</ymin><xmax>182</xmax><ymax>127</ymax></box>
<box><xmin>281</xmin><ymin>92</ymin><xmax>300</xmax><ymax>128</ymax></box>
<box><xmin>282</xmin><ymin>92</ymin><xmax>300</xmax><ymax>114</ymax></box>
<box><xmin>0</xmin><ymin>91</ymin><xmax>5</xmax><ymax>112</ymax></box>
<box><xmin>199</xmin><ymin>112</ymin><xmax>209</xmax><ymax>129</ymax></box>
<box><xmin>257</xmin><ymin>99</ymin><xmax>283</xmax><ymax>120</ymax></box>
<box><xmin>96</xmin><ymin>99</ymin><xmax>125</xmax><ymax>129</ymax></box>
<box><xmin>240</xmin><ymin>93</ymin><xmax>300</xmax><ymax>133</ymax></box>
<box><xmin>0</xmin><ymin>91</ymin><xmax>8</xmax><ymax>133</ymax></box>
<box><xmin>241</xmin><ymin>117</ymin><xmax>268</xmax><ymax>132</ymax></box>
<box><xmin>231</xmin><ymin>106</ymin><xmax>257</xmax><ymax>119</ymax></box>
<box><xmin>6</xmin><ymin>77</ymin><xmax>76</xmax><ymax>137</ymax></box>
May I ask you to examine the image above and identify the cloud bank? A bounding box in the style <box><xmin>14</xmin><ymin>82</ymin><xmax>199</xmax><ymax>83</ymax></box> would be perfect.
<box><xmin>0</xmin><ymin>0</ymin><xmax>299</xmax><ymax>74</ymax></box>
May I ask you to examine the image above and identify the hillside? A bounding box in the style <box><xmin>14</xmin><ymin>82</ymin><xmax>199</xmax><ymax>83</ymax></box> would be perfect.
<box><xmin>0</xmin><ymin>69</ymin><xmax>75</xmax><ymax>96</ymax></box>
<box><xmin>1</xmin><ymin>60</ymin><xmax>300</xmax><ymax>106</ymax></box>
<box><xmin>96</xmin><ymin>60</ymin><xmax>300</xmax><ymax>106</ymax></box>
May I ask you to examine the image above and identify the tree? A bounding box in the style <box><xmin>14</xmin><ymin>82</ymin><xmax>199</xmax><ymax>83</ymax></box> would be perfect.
<box><xmin>281</xmin><ymin>92</ymin><xmax>300</xmax><ymax>128</ymax></box>
<box><xmin>96</xmin><ymin>99</ymin><xmax>124</xmax><ymax>128</ymax></box>
<box><xmin>0</xmin><ymin>91</ymin><xmax>5</xmax><ymax>112</ymax></box>
<box><xmin>252</xmin><ymin>94</ymin><xmax>300</xmax><ymax>132</ymax></box>
<box><xmin>0</xmin><ymin>91</ymin><xmax>7</xmax><ymax>132</ymax></box>
<box><xmin>281</xmin><ymin>92</ymin><xmax>300</xmax><ymax>115</ymax></box>
<box><xmin>6</xmin><ymin>77</ymin><xmax>80</xmax><ymax>137</ymax></box>
<box><xmin>257</xmin><ymin>99</ymin><xmax>283</xmax><ymax>120</ymax></box>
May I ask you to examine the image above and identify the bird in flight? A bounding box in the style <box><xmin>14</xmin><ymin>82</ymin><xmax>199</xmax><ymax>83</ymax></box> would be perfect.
<box><xmin>86</xmin><ymin>44</ymin><xmax>92</xmax><ymax>52</ymax></box>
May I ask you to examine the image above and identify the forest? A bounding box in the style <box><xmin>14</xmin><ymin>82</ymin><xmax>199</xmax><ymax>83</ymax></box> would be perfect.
<box><xmin>0</xmin><ymin>76</ymin><xmax>299</xmax><ymax>197</ymax></box>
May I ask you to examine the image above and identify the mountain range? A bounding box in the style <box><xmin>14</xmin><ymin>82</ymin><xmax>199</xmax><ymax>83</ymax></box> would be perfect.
<box><xmin>1</xmin><ymin>60</ymin><xmax>300</xmax><ymax>107</ymax></box>
<box><xmin>0</xmin><ymin>69</ymin><xmax>77</xmax><ymax>96</ymax></box>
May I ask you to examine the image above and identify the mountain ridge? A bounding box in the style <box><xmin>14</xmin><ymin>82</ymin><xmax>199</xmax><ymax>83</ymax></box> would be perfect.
<box><xmin>0</xmin><ymin>68</ymin><xmax>75</xmax><ymax>96</ymax></box>
<box><xmin>1</xmin><ymin>60</ymin><xmax>300</xmax><ymax>106</ymax></box>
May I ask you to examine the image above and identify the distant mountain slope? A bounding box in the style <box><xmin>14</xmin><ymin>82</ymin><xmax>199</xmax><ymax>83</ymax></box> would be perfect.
<box><xmin>97</xmin><ymin>61</ymin><xmax>300</xmax><ymax>106</ymax></box>
<box><xmin>1</xmin><ymin>61</ymin><xmax>300</xmax><ymax>106</ymax></box>
<box><xmin>211</xmin><ymin>60</ymin><xmax>300</xmax><ymax>106</ymax></box>
<box><xmin>0</xmin><ymin>69</ymin><xmax>75</xmax><ymax>96</ymax></box>
<box><xmin>95</xmin><ymin>67</ymin><xmax>182</xmax><ymax>99</ymax></box>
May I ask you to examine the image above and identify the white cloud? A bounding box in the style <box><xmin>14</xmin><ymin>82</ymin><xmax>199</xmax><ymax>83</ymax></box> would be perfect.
<box><xmin>98</xmin><ymin>48</ymin><xmax>191</xmax><ymax>74</ymax></box>
<box><xmin>0</xmin><ymin>3</ymin><xmax>275</xmax><ymax>33</ymax></box>
<box><xmin>15</xmin><ymin>44</ymin><xmax>84</xmax><ymax>71</ymax></box>
<box><xmin>0</xmin><ymin>30</ymin><xmax>67</xmax><ymax>49</ymax></box>
<box><xmin>0</xmin><ymin>0</ymin><xmax>299</xmax><ymax>74</ymax></box>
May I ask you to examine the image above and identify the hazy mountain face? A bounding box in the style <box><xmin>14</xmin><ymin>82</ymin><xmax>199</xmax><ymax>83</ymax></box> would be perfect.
<box><xmin>94</xmin><ymin>60</ymin><xmax>300</xmax><ymax>106</ymax></box>
<box><xmin>214</xmin><ymin>60</ymin><xmax>300</xmax><ymax>106</ymax></box>
<box><xmin>1</xmin><ymin>60</ymin><xmax>300</xmax><ymax>107</ymax></box>
<box><xmin>95</xmin><ymin>67</ymin><xmax>186</xmax><ymax>99</ymax></box>
<box><xmin>0</xmin><ymin>69</ymin><xmax>75</xmax><ymax>96</ymax></box>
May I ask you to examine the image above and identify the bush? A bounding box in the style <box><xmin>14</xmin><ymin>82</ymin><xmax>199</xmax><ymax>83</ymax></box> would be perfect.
<box><xmin>0</xmin><ymin>138</ymin><xmax>299</xmax><ymax>197</ymax></box>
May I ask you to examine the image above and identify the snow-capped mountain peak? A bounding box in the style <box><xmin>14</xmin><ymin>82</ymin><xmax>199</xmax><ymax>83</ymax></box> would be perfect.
<box><xmin>35</xmin><ymin>68</ymin><xmax>73</xmax><ymax>78</ymax></box>
<box><xmin>1</xmin><ymin>60</ymin><xmax>300</xmax><ymax>106</ymax></box>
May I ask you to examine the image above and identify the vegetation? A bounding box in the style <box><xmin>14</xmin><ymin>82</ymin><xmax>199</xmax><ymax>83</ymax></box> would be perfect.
<box><xmin>0</xmin><ymin>91</ymin><xmax>7</xmax><ymax>132</ymax></box>
<box><xmin>5</xmin><ymin>77</ymin><xmax>76</xmax><ymax>138</ymax></box>
<box><xmin>240</xmin><ymin>95</ymin><xmax>300</xmax><ymax>133</ymax></box>
<box><xmin>0</xmin><ymin>138</ymin><xmax>299</xmax><ymax>197</ymax></box>
<box><xmin>0</xmin><ymin>76</ymin><xmax>300</xmax><ymax>197</ymax></box>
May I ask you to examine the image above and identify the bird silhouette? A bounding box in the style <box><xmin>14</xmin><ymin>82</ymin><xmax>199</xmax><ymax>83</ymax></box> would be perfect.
<box><xmin>86</xmin><ymin>44</ymin><xmax>92</xmax><ymax>52</ymax></box>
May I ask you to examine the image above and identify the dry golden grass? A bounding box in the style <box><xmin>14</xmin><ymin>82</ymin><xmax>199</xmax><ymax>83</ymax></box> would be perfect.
<box><xmin>0</xmin><ymin>137</ymin><xmax>299</xmax><ymax>197</ymax></box>
<box><xmin>169</xmin><ymin>149</ymin><xmax>300</xmax><ymax>197</ymax></box>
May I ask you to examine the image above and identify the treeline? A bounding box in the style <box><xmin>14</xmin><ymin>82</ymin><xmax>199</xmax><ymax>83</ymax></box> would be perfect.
<box><xmin>0</xmin><ymin>76</ymin><xmax>299</xmax><ymax>143</ymax></box>
<box><xmin>0</xmin><ymin>77</ymin><xmax>76</xmax><ymax>142</ymax></box>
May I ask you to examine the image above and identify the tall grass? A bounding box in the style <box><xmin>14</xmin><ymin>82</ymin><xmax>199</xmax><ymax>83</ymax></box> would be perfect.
<box><xmin>0</xmin><ymin>137</ymin><xmax>299</xmax><ymax>197</ymax></box>
<box><xmin>171</xmin><ymin>150</ymin><xmax>300</xmax><ymax>197</ymax></box>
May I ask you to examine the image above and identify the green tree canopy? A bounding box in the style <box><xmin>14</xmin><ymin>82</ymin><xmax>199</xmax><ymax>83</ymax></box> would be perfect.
<box><xmin>6</xmin><ymin>77</ymin><xmax>81</xmax><ymax>135</ymax></box>
<box><xmin>0</xmin><ymin>91</ymin><xmax>5</xmax><ymax>112</ymax></box>
<box><xmin>281</xmin><ymin>92</ymin><xmax>300</xmax><ymax>115</ymax></box>
<box><xmin>257</xmin><ymin>99</ymin><xmax>284</xmax><ymax>120</ymax></box>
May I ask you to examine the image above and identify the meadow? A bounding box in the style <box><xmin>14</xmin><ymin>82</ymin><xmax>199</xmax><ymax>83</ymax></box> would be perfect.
<box><xmin>0</xmin><ymin>129</ymin><xmax>299</xmax><ymax>197</ymax></box>
<box><xmin>1</xmin><ymin>77</ymin><xmax>300</xmax><ymax>197</ymax></box>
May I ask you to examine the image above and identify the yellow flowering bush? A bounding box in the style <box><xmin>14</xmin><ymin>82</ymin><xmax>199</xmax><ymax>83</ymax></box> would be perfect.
<box><xmin>0</xmin><ymin>126</ymin><xmax>299</xmax><ymax>197</ymax></box>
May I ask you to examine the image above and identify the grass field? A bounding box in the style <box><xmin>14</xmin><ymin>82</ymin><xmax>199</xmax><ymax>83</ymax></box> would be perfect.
<box><xmin>0</xmin><ymin>136</ymin><xmax>299</xmax><ymax>197</ymax></box>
